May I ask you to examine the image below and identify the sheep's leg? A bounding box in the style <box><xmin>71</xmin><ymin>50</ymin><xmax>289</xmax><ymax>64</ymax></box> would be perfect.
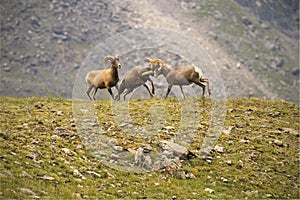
<box><xmin>116</xmin><ymin>80</ymin><xmax>126</xmax><ymax>100</ymax></box>
<box><xmin>92</xmin><ymin>88</ymin><xmax>98</xmax><ymax>100</ymax></box>
<box><xmin>194</xmin><ymin>81</ymin><xmax>206</xmax><ymax>97</ymax></box>
<box><xmin>143</xmin><ymin>84</ymin><xmax>154</xmax><ymax>98</ymax></box>
<box><xmin>86</xmin><ymin>85</ymin><xmax>94</xmax><ymax>100</ymax></box>
<box><xmin>179</xmin><ymin>85</ymin><xmax>186</xmax><ymax>99</ymax></box>
<box><xmin>107</xmin><ymin>88</ymin><xmax>115</xmax><ymax>100</ymax></box>
<box><xmin>123</xmin><ymin>88</ymin><xmax>133</xmax><ymax>100</ymax></box>
<box><xmin>115</xmin><ymin>84</ymin><xmax>119</xmax><ymax>91</ymax></box>
<box><xmin>200</xmin><ymin>78</ymin><xmax>211</xmax><ymax>96</ymax></box>
<box><xmin>165</xmin><ymin>85</ymin><xmax>173</xmax><ymax>99</ymax></box>
<box><xmin>149</xmin><ymin>79</ymin><xmax>155</xmax><ymax>95</ymax></box>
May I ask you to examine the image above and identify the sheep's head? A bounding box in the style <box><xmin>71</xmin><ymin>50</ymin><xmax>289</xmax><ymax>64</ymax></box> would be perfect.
<box><xmin>153</xmin><ymin>59</ymin><xmax>165</xmax><ymax>77</ymax></box>
<box><xmin>143</xmin><ymin>58</ymin><xmax>165</xmax><ymax>77</ymax></box>
<box><xmin>102</xmin><ymin>55</ymin><xmax>122</xmax><ymax>69</ymax></box>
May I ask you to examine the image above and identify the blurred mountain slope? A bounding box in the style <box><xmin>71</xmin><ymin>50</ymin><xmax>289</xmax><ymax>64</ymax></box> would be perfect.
<box><xmin>0</xmin><ymin>0</ymin><xmax>298</xmax><ymax>102</ymax></box>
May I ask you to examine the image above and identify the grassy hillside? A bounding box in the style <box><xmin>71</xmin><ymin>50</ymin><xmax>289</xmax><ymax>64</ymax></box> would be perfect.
<box><xmin>0</xmin><ymin>96</ymin><xmax>299</xmax><ymax>199</ymax></box>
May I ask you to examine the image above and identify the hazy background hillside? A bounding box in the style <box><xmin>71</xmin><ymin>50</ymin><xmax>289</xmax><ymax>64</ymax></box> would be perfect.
<box><xmin>0</xmin><ymin>0</ymin><xmax>299</xmax><ymax>103</ymax></box>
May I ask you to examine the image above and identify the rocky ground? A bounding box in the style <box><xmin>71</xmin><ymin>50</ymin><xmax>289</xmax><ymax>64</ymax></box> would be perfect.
<box><xmin>0</xmin><ymin>96</ymin><xmax>299</xmax><ymax>199</ymax></box>
<box><xmin>0</xmin><ymin>0</ymin><xmax>299</xmax><ymax>102</ymax></box>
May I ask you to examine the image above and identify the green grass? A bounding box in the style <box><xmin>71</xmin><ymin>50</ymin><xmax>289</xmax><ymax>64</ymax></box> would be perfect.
<box><xmin>0</xmin><ymin>96</ymin><xmax>299</xmax><ymax>199</ymax></box>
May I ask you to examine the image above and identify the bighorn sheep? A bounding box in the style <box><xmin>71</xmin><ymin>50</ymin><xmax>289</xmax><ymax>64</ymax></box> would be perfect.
<box><xmin>147</xmin><ymin>59</ymin><xmax>211</xmax><ymax>98</ymax></box>
<box><xmin>85</xmin><ymin>55</ymin><xmax>121</xmax><ymax>100</ymax></box>
<box><xmin>115</xmin><ymin>58</ymin><xmax>156</xmax><ymax>100</ymax></box>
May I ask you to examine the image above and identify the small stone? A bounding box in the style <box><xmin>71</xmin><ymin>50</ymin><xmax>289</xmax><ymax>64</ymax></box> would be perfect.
<box><xmin>111</xmin><ymin>153</ymin><xmax>120</xmax><ymax>160</ymax></box>
<box><xmin>221</xmin><ymin>177</ymin><xmax>228</xmax><ymax>182</ymax></box>
<box><xmin>22</xmin><ymin>171</ymin><xmax>33</xmax><ymax>179</ymax></box>
<box><xmin>159</xmin><ymin>140</ymin><xmax>189</xmax><ymax>157</ymax></box>
<box><xmin>273</xmin><ymin>139</ymin><xmax>284</xmax><ymax>147</ymax></box>
<box><xmin>39</xmin><ymin>175</ymin><xmax>55</xmax><ymax>181</ymax></box>
<box><xmin>214</xmin><ymin>145</ymin><xmax>224</xmax><ymax>153</ymax></box>
<box><xmin>56</xmin><ymin>111</ymin><xmax>63</xmax><ymax>116</ymax></box>
<box><xmin>73</xmin><ymin>169</ymin><xmax>85</xmax><ymax>179</ymax></box>
<box><xmin>163</xmin><ymin>126</ymin><xmax>175</xmax><ymax>131</ymax></box>
<box><xmin>19</xmin><ymin>188</ymin><xmax>37</xmax><ymax>197</ymax></box>
<box><xmin>74</xmin><ymin>193</ymin><xmax>81</xmax><ymax>199</ymax></box>
<box><xmin>113</xmin><ymin>145</ymin><xmax>123</xmax><ymax>152</ymax></box>
<box><xmin>142</xmin><ymin>143</ymin><xmax>153</xmax><ymax>153</ymax></box>
<box><xmin>26</xmin><ymin>152</ymin><xmax>36</xmax><ymax>160</ymax></box>
<box><xmin>239</xmin><ymin>139</ymin><xmax>249</xmax><ymax>144</ymax></box>
<box><xmin>175</xmin><ymin>170</ymin><xmax>186</xmax><ymax>179</ymax></box>
<box><xmin>225</xmin><ymin>160</ymin><xmax>232</xmax><ymax>165</ymax></box>
<box><xmin>204</xmin><ymin>188</ymin><xmax>215</xmax><ymax>194</ymax></box>
<box><xmin>86</xmin><ymin>170</ymin><xmax>101</xmax><ymax>178</ymax></box>
<box><xmin>223</xmin><ymin>126</ymin><xmax>234</xmax><ymax>134</ymax></box>
<box><xmin>34</xmin><ymin>103</ymin><xmax>44</xmax><ymax>109</ymax></box>
<box><xmin>62</xmin><ymin>148</ymin><xmax>73</xmax><ymax>156</ymax></box>
<box><xmin>186</xmin><ymin>172</ymin><xmax>196</xmax><ymax>179</ymax></box>
<box><xmin>172</xmin><ymin>195</ymin><xmax>177</xmax><ymax>200</ymax></box>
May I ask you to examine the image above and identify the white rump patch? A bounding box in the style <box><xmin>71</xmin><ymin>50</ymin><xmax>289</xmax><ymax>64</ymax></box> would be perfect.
<box><xmin>194</xmin><ymin>66</ymin><xmax>203</xmax><ymax>77</ymax></box>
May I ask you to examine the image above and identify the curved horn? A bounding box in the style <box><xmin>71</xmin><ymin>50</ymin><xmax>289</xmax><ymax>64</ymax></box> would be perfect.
<box><xmin>102</xmin><ymin>55</ymin><xmax>115</xmax><ymax>68</ymax></box>
<box><xmin>145</xmin><ymin>58</ymin><xmax>153</xmax><ymax>63</ymax></box>
<box><xmin>142</xmin><ymin>71</ymin><xmax>154</xmax><ymax>76</ymax></box>
<box><xmin>155</xmin><ymin>59</ymin><xmax>164</xmax><ymax>64</ymax></box>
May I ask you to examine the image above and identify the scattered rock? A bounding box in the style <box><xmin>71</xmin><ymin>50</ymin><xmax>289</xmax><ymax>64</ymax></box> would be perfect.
<box><xmin>239</xmin><ymin>139</ymin><xmax>249</xmax><ymax>144</ymax></box>
<box><xmin>292</xmin><ymin>68</ymin><xmax>299</xmax><ymax>77</ymax></box>
<box><xmin>242</xmin><ymin>17</ymin><xmax>252</xmax><ymax>26</ymax></box>
<box><xmin>61</xmin><ymin>148</ymin><xmax>74</xmax><ymax>156</ymax></box>
<box><xmin>34</xmin><ymin>102</ymin><xmax>44</xmax><ymax>109</ymax></box>
<box><xmin>280</xmin><ymin>128</ymin><xmax>299</xmax><ymax>137</ymax></box>
<box><xmin>73</xmin><ymin>193</ymin><xmax>81</xmax><ymax>199</ymax></box>
<box><xmin>225</xmin><ymin>160</ymin><xmax>232</xmax><ymax>165</ymax></box>
<box><xmin>19</xmin><ymin>188</ymin><xmax>39</xmax><ymax>198</ymax></box>
<box><xmin>73</xmin><ymin>169</ymin><xmax>86</xmax><ymax>179</ymax></box>
<box><xmin>265</xmin><ymin>194</ymin><xmax>272</xmax><ymax>198</ymax></box>
<box><xmin>86</xmin><ymin>170</ymin><xmax>101</xmax><ymax>178</ymax></box>
<box><xmin>175</xmin><ymin>170</ymin><xmax>186</xmax><ymax>179</ymax></box>
<box><xmin>245</xmin><ymin>190</ymin><xmax>258</xmax><ymax>197</ymax></box>
<box><xmin>163</xmin><ymin>126</ymin><xmax>175</xmax><ymax>131</ymax></box>
<box><xmin>272</xmin><ymin>139</ymin><xmax>284</xmax><ymax>147</ymax></box>
<box><xmin>22</xmin><ymin>171</ymin><xmax>33</xmax><ymax>179</ymax></box>
<box><xmin>222</xmin><ymin>126</ymin><xmax>234</xmax><ymax>134</ymax></box>
<box><xmin>214</xmin><ymin>145</ymin><xmax>224</xmax><ymax>153</ymax></box>
<box><xmin>186</xmin><ymin>172</ymin><xmax>196</xmax><ymax>179</ymax></box>
<box><xmin>39</xmin><ymin>175</ymin><xmax>55</xmax><ymax>181</ymax></box>
<box><xmin>142</xmin><ymin>143</ymin><xmax>153</xmax><ymax>153</ymax></box>
<box><xmin>56</xmin><ymin>110</ymin><xmax>63</xmax><ymax>116</ymax></box>
<box><xmin>26</xmin><ymin>152</ymin><xmax>36</xmax><ymax>160</ymax></box>
<box><xmin>113</xmin><ymin>145</ymin><xmax>123</xmax><ymax>152</ymax></box>
<box><xmin>0</xmin><ymin>131</ymin><xmax>9</xmax><ymax>140</ymax></box>
<box><xmin>221</xmin><ymin>177</ymin><xmax>228</xmax><ymax>182</ymax></box>
<box><xmin>204</xmin><ymin>188</ymin><xmax>215</xmax><ymax>194</ymax></box>
<box><xmin>159</xmin><ymin>140</ymin><xmax>191</xmax><ymax>158</ymax></box>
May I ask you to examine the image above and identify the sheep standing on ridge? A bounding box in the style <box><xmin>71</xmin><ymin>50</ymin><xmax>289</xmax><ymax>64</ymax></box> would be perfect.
<box><xmin>147</xmin><ymin>59</ymin><xmax>210</xmax><ymax>98</ymax></box>
<box><xmin>115</xmin><ymin>58</ymin><xmax>156</xmax><ymax>100</ymax></box>
<box><xmin>85</xmin><ymin>55</ymin><xmax>121</xmax><ymax>100</ymax></box>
